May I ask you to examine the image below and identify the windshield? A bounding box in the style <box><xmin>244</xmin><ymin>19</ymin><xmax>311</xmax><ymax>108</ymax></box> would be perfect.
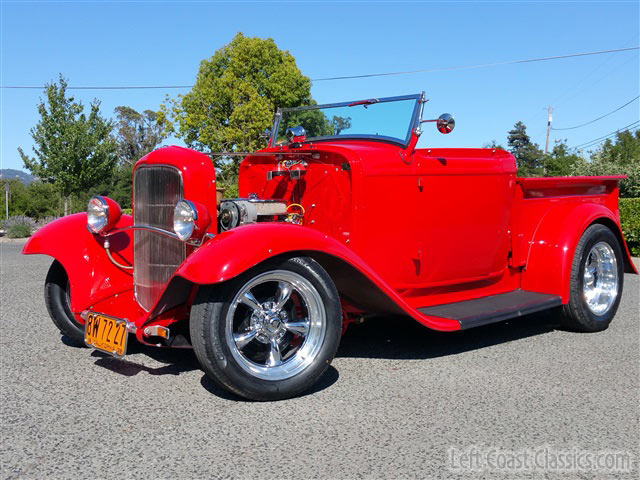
<box><xmin>272</xmin><ymin>94</ymin><xmax>421</xmax><ymax>147</ymax></box>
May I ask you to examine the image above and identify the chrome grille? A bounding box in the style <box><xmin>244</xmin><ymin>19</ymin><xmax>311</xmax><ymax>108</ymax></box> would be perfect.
<box><xmin>133</xmin><ymin>165</ymin><xmax>185</xmax><ymax>311</ymax></box>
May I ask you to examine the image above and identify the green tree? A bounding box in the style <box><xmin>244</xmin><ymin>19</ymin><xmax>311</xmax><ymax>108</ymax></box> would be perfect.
<box><xmin>331</xmin><ymin>115</ymin><xmax>352</xmax><ymax>135</ymax></box>
<box><xmin>4</xmin><ymin>179</ymin><xmax>28</xmax><ymax>217</ymax></box>
<box><xmin>21</xmin><ymin>182</ymin><xmax>60</xmax><ymax>218</ymax></box>
<box><xmin>4</xmin><ymin>179</ymin><xmax>60</xmax><ymax>219</ymax></box>
<box><xmin>277</xmin><ymin>108</ymin><xmax>333</xmax><ymax>142</ymax></box>
<box><xmin>163</xmin><ymin>33</ymin><xmax>315</xmax><ymax>166</ymax></box>
<box><xmin>114</xmin><ymin>106</ymin><xmax>167</xmax><ymax>165</ymax></box>
<box><xmin>542</xmin><ymin>140</ymin><xmax>583</xmax><ymax>177</ymax></box>
<box><xmin>570</xmin><ymin>129</ymin><xmax>640</xmax><ymax>198</ymax></box>
<box><xmin>483</xmin><ymin>140</ymin><xmax>505</xmax><ymax>149</ymax></box>
<box><xmin>507</xmin><ymin>121</ymin><xmax>544</xmax><ymax>177</ymax></box>
<box><xmin>593</xmin><ymin>129</ymin><xmax>640</xmax><ymax>167</ymax></box>
<box><xmin>18</xmin><ymin>75</ymin><xmax>117</xmax><ymax>214</ymax></box>
<box><xmin>88</xmin><ymin>164</ymin><xmax>134</xmax><ymax>209</ymax></box>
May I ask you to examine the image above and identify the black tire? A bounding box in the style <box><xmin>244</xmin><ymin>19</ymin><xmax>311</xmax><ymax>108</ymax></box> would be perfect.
<box><xmin>190</xmin><ymin>256</ymin><xmax>342</xmax><ymax>401</ymax></box>
<box><xmin>45</xmin><ymin>260</ymin><xmax>85</xmax><ymax>345</ymax></box>
<box><xmin>561</xmin><ymin>224</ymin><xmax>624</xmax><ymax>332</ymax></box>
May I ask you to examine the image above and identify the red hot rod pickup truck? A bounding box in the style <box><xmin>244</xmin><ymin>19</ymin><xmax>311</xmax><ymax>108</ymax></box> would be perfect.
<box><xmin>23</xmin><ymin>93</ymin><xmax>637</xmax><ymax>400</ymax></box>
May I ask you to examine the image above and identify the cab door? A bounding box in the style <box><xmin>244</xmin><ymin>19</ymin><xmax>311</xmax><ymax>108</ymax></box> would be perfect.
<box><xmin>413</xmin><ymin>149</ymin><xmax>516</xmax><ymax>285</ymax></box>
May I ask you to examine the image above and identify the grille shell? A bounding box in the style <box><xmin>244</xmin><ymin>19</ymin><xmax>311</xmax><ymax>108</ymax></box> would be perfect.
<box><xmin>133</xmin><ymin>165</ymin><xmax>186</xmax><ymax>311</ymax></box>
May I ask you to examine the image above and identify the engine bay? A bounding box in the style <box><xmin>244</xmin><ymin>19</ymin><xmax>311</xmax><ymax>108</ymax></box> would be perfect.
<box><xmin>218</xmin><ymin>195</ymin><xmax>304</xmax><ymax>231</ymax></box>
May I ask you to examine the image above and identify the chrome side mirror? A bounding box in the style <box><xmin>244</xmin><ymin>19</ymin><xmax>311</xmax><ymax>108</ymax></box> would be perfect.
<box><xmin>420</xmin><ymin>113</ymin><xmax>455</xmax><ymax>134</ymax></box>
<box><xmin>436</xmin><ymin>114</ymin><xmax>455</xmax><ymax>134</ymax></box>
<box><xmin>286</xmin><ymin>126</ymin><xmax>306</xmax><ymax>145</ymax></box>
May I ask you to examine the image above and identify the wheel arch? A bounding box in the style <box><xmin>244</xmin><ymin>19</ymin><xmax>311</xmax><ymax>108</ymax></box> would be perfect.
<box><xmin>157</xmin><ymin>224</ymin><xmax>459</xmax><ymax>331</ymax></box>
<box><xmin>164</xmin><ymin>249</ymin><xmax>406</xmax><ymax>323</ymax></box>
<box><xmin>22</xmin><ymin>213</ymin><xmax>135</xmax><ymax>313</ymax></box>
<box><xmin>171</xmin><ymin>223</ymin><xmax>409</xmax><ymax>318</ymax></box>
<box><xmin>589</xmin><ymin>216</ymin><xmax>637</xmax><ymax>275</ymax></box>
<box><xmin>521</xmin><ymin>202</ymin><xmax>637</xmax><ymax>302</ymax></box>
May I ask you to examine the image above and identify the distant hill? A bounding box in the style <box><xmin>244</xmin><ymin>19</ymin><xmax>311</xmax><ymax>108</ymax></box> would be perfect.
<box><xmin>0</xmin><ymin>169</ymin><xmax>35</xmax><ymax>185</ymax></box>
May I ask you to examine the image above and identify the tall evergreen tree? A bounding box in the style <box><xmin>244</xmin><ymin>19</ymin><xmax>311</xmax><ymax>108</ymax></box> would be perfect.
<box><xmin>507</xmin><ymin>121</ymin><xmax>544</xmax><ymax>177</ymax></box>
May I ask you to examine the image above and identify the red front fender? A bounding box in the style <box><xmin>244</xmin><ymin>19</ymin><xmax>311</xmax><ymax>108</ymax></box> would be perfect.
<box><xmin>174</xmin><ymin>223</ymin><xmax>461</xmax><ymax>331</ymax></box>
<box><xmin>521</xmin><ymin>203</ymin><xmax>637</xmax><ymax>302</ymax></box>
<box><xmin>22</xmin><ymin>213</ymin><xmax>137</xmax><ymax>315</ymax></box>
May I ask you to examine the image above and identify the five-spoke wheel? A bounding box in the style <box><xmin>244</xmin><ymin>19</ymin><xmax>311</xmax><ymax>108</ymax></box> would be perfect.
<box><xmin>190</xmin><ymin>257</ymin><xmax>341</xmax><ymax>401</ymax></box>
<box><xmin>582</xmin><ymin>241</ymin><xmax>619</xmax><ymax>316</ymax></box>
<box><xmin>226</xmin><ymin>271</ymin><xmax>326</xmax><ymax>381</ymax></box>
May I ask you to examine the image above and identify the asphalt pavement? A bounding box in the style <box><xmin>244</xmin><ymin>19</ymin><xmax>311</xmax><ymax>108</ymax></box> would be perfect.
<box><xmin>1</xmin><ymin>240</ymin><xmax>638</xmax><ymax>479</ymax></box>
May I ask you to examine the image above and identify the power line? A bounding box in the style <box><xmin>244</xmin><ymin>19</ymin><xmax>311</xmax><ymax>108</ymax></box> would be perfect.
<box><xmin>549</xmin><ymin>33</ymin><xmax>638</xmax><ymax>108</ymax></box>
<box><xmin>311</xmin><ymin>46</ymin><xmax>640</xmax><ymax>82</ymax></box>
<box><xmin>552</xmin><ymin>95</ymin><xmax>640</xmax><ymax>131</ymax></box>
<box><xmin>574</xmin><ymin>122</ymin><xmax>640</xmax><ymax>150</ymax></box>
<box><xmin>1</xmin><ymin>46</ymin><xmax>638</xmax><ymax>90</ymax></box>
<box><xmin>1</xmin><ymin>84</ymin><xmax>192</xmax><ymax>90</ymax></box>
<box><xmin>571</xmin><ymin>120</ymin><xmax>640</xmax><ymax>150</ymax></box>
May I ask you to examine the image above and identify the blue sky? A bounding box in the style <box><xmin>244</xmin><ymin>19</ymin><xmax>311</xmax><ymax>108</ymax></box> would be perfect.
<box><xmin>1</xmin><ymin>0</ymin><xmax>639</xmax><ymax>172</ymax></box>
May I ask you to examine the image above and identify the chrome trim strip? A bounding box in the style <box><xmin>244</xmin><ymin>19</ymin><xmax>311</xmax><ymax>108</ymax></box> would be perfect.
<box><xmin>104</xmin><ymin>225</ymin><xmax>181</xmax><ymax>240</ymax></box>
<box><xmin>270</xmin><ymin>109</ymin><xmax>282</xmax><ymax>148</ymax></box>
<box><xmin>277</xmin><ymin>93</ymin><xmax>421</xmax><ymax>113</ymax></box>
<box><xmin>104</xmin><ymin>225</ymin><xmax>208</xmax><ymax>246</ymax></box>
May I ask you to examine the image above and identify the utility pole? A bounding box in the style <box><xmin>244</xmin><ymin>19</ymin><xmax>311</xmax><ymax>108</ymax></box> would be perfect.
<box><xmin>4</xmin><ymin>182</ymin><xmax>9</xmax><ymax>220</ymax></box>
<box><xmin>544</xmin><ymin>106</ymin><xmax>553</xmax><ymax>154</ymax></box>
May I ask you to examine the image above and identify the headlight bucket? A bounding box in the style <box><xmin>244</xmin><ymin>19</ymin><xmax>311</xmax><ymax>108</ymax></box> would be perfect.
<box><xmin>87</xmin><ymin>196</ymin><xmax>122</xmax><ymax>233</ymax></box>
<box><xmin>173</xmin><ymin>199</ymin><xmax>211</xmax><ymax>242</ymax></box>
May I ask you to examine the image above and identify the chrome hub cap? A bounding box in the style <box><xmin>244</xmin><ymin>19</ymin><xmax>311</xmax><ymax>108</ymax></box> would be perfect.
<box><xmin>226</xmin><ymin>270</ymin><xmax>326</xmax><ymax>381</ymax></box>
<box><xmin>249</xmin><ymin>301</ymin><xmax>290</xmax><ymax>344</ymax></box>
<box><xmin>582</xmin><ymin>242</ymin><xmax>618</xmax><ymax>315</ymax></box>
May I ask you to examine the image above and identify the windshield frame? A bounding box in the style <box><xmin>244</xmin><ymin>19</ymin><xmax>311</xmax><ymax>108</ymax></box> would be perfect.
<box><xmin>269</xmin><ymin>93</ymin><xmax>424</xmax><ymax>148</ymax></box>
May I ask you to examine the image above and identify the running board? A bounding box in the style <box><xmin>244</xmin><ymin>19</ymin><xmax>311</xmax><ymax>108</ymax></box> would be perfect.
<box><xmin>418</xmin><ymin>290</ymin><xmax>562</xmax><ymax>330</ymax></box>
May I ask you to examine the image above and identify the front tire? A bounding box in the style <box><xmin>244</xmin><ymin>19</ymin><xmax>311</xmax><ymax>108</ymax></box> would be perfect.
<box><xmin>190</xmin><ymin>256</ymin><xmax>342</xmax><ymax>401</ymax></box>
<box><xmin>561</xmin><ymin>224</ymin><xmax>624</xmax><ymax>332</ymax></box>
<box><xmin>45</xmin><ymin>260</ymin><xmax>85</xmax><ymax>345</ymax></box>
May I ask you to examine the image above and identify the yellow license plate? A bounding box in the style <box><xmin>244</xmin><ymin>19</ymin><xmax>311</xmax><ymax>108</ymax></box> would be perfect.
<box><xmin>84</xmin><ymin>313</ymin><xmax>128</xmax><ymax>358</ymax></box>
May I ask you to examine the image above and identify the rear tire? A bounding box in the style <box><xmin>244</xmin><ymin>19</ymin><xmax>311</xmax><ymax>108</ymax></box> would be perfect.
<box><xmin>45</xmin><ymin>260</ymin><xmax>85</xmax><ymax>345</ymax></box>
<box><xmin>561</xmin><ymin>224</ymin><xmax>624</xmax><ymax>332</ymax></box>
<box><xmin>190</xmin><ymin>256</ymin><xmax>342</xmax><ymax>401</ymax></box>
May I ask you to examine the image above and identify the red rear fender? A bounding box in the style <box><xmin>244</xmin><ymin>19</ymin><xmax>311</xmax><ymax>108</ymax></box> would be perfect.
<box><xmin>521</xmin><ymin>203</ymin><xmax>637</xmax><ymax>302</ymax></box>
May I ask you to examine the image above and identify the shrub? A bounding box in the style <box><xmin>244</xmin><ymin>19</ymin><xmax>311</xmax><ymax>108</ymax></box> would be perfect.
<box><xmin>619</xmin><ymin>198</ymin><xmax>640</xmax><ymax>256</ymax></box>
<box><xmin>122</xmin><ymin>208</ymin><xmax>132</xmax><ymax>215</ymax></box>
<box><xmin>35</xmin><ymin>216</ymin><xmax>59</xmax><ymax>228</ymax></box>
<box><xmin>2</xmin><ymin>215</ymin><xmax>36</xmax><ymax>238</ymax></box>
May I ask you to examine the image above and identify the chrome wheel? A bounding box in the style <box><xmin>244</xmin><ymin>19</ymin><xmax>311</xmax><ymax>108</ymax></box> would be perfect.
<box><xmin>582</xmin><ymin>241</ymin><xmax>618</xmax><ymax>315</ymax></box>
<box><xmin>225</xmin><ymin>270</ymin><xmax>326</xmax><ymax>381</ymax></box>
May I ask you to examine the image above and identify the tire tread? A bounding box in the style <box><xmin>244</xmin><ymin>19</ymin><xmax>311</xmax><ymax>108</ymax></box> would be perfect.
<box><xmin>561</xmin><ymin>224</ymin><xmax>624</xmax><ymax>332</ymax></box>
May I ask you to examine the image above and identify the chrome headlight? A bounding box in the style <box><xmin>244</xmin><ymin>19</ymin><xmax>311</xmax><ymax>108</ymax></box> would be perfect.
<box><xmin>173</xmin><ymin>200</ymin><xmax>197</xmax><ymax>241</ymax></box>
<box><xmin>87</xmin><ymin>196</ymin><xmax>122</xmax><ymax>234</ymax></box>
<box><xmin>87</xmin><ymin>196</ymin><xmax>109</xmax><ymax>233</ymax></box>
